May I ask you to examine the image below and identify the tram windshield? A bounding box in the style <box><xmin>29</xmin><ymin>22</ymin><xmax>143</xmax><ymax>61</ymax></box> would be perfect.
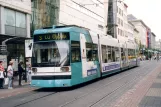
<box><xmin>32</xmin><ymin>41</ymin><xmax>70</xmax><ymax>67</ymax></box>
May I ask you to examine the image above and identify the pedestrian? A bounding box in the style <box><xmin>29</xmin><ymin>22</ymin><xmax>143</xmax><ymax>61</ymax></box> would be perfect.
<box><xmin>149</xmin><ymin>54</ymin><xmax>152</xmax><ymax>61</ymax></box>
<box><xmin>7</xmin><ymin>61</ymin><xmax>14</xmax><ymax>89</ymax></box>
<box><xmin>0</xmin><ymin>61</ymin><xmax>5</xmax><ymax>89</ymax></box>
<box><xmin>157</xmin><ymin>53</ymin><xmax>159</xmax><ymax>61</ymax></box>
<box><xmin>18</xmin><ymin>61</ymin><xmax>24</xmax><ymax>86</ymax></box>
<box><xmin>27</xmin><ymin>66</ymin><xmax>32</xmax><ymax>84</ymax></box>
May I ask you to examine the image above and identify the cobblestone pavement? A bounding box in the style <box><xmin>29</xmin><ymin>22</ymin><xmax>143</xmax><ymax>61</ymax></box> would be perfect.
<box><xmin>110</xmin><ymin>61</ymin><xmax>161</xmax><ymax>107</ymax></box>
<box><xmin>139</xmin><ymin>72</ymin><xmax>161</xmax><ymax>107</ymax></box>
<box><xmin>0</xmin><ymin>61</ymin><xmax>160</xmax><ymax>107</ymax></box>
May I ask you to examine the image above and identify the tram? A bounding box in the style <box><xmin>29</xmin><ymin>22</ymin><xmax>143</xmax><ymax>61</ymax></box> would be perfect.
<box><xmin>31</xmin><ymin>25</ymin><xmax>140</xmax><ymax>87</ymax></box>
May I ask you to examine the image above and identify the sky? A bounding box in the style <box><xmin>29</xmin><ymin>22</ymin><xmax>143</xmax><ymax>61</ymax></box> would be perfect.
<box><xmin>124</xmin><ymin>0</ymin><xmax>161</xmax><ymax>40</ymax></box>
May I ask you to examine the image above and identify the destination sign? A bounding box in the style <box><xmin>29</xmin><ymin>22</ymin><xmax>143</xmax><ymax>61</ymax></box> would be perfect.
<box><xmin>34</xmin><ymin>32</ymin><xmax>70</xmax><ymax>42</ymax></box>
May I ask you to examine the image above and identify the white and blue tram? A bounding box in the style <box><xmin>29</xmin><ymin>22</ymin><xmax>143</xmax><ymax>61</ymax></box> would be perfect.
<box><xmin>31</xmin><ymin>25</ymin><xmax>140</xmax><ymax>87</ymax></box>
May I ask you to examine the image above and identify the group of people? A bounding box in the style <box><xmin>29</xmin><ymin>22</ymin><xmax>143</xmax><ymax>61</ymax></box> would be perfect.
<box><xmin>148</xmin><ymin>54</ymin><xmax>160</xmax><ymax>61</ymax></box>
<box><xmin>0</xmin><ymin>61</ymin><xmax>32</xmax><ymax>89</ymax></box>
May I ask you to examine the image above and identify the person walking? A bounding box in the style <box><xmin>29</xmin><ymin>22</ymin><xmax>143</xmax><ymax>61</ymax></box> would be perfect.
<box><xmin>0</xmin><ymin>61</ymin><xmax>5</xmax><ymax>89</ymax></box>
<box><xmin>18</xmin><ymin>61</ymin><xmax>24</xmax><ymax>86</ymax></box>
<box><xmin>149</xmin><ymin>54</ymin><xmax>152</xmax><ymax>61</ymax></box>
<box><xmin>7</xmin><ymin>61</ymin><xmax>14</xmax><ymax>89</ymax></box>
<box><xmin>157</xmin><ymin>53</ymin><xmax>159</xmax><ymax>61</ymax></box>
<box><xmin>27</xmin><ymin>66</ymin><xmax>32</xmax><ymax>84</ymax></box>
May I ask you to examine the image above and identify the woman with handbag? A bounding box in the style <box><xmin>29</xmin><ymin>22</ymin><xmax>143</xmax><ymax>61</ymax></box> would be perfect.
<box><xmin>0</xmin><ymin>61</ymin><xmax>4</xmax><ymax>89</ymax></box>
<box><xmin>7</xmin><ymin>61</ymin><xmax>14</xmax><ymax>89</ymax></box>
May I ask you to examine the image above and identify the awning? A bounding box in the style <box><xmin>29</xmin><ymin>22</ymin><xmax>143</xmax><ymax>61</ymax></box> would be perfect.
<box><xmin>0</xmin><ymin>34</ymin><xmax>30</xmax><ymax>44</ymax></box>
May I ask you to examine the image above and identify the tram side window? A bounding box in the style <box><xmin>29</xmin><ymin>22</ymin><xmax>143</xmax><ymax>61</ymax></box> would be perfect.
<box><xmin>86</xmin><ymin>43</ymin><xmax>93</xmax><ymax>61</ymax></box>
<box><xmin>71</xmin><ymin>41</ymin><xmax>81</xmax><ymax>63</ymax></box>
<box><xmin>102</xmin><ymin>45</ymin><xmax>108</xmax><ymax>63</ymax></box>
<box><xmin>133</xmin><ymin>49</ymin><xmax>136</xmax><ymax>57</ymax></box>
<box><xmin>108</xmin><ymin>46</ymin><xmax>112</xmax><ymax>62</ymax></box>
<box><xmin>111</xmin><ymin>47</ymin><xmax>116</xmax><ymax>62</ymax></box>
<box><xmin>121</xmin><ymin>48</ymin><xmax>125</xmax><ymax>60</ymax></box>
<box><xmin>86</xmin><ymin>43</ymin><xmax>98</xmax><ymax>61</ymax></box>
<box><xmin>92</xmin><ymin>44</ymin><xmax>98</xmax><ymax>61</ymax></box>
<box><xmin>128</xmin><ymin>49</ymin><xmax>135</xmax><ymax>59</ymax></box>
<box><xmin>115</xmin><ymin>47</ymin><xmax>120</xmax><ymax>61</ymax></box>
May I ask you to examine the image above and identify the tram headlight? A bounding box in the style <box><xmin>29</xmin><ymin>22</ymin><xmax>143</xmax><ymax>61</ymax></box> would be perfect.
<box><xmin>60</xmin><ymin>67</ymin><xmax>70</xmax><ymax>72</ymax></box>
<box><xmin>32</xmin><ymin>68</ymin><xmax>37</xmax><ymax>73</ymax></box>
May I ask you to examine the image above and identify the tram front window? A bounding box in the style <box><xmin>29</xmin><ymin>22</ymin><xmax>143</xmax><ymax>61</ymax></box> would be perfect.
<box><xmin>32</xmin><ymin>41</ymin><xmax>70</xmax><ymax>67</ymax></box>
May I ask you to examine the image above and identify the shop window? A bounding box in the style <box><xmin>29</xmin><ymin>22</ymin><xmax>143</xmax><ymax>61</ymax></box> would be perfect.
<box><xmin>71</xmin><ymin>41</ymin><xmax>81</xmax><ymax>63</ymax></box>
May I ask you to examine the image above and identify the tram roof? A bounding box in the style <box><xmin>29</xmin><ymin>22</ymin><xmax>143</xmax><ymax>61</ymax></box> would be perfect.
<box><xmin>34</xmin><ymin>25</ymin><xmax>90</xmax><ymax>35</ymax></box>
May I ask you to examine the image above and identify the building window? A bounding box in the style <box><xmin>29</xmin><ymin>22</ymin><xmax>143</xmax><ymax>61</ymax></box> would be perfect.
<box><xmin>5</xmin><ymin>8</ymin><xmax>27</xmax><ymax>37</ymax></box>
<box><xmin>119</xmin><ymin>8</ymin><xmax>121</xmax><ymax>15</ymax></box>
<box><xmin>16</xmin><ymin>11</ymin><xmax>26</xmax><ymax>28</ymax></box>
<box><xmin>118</xmin><ymin>28</ymin><xmax>120</xmax><ymax>35</ymax></box>
<box><xmin>5</xmin><ymin>9</ymin><xmax>16</xmax><ymax>26</ymax></box>
<box><xmin>122</xmin><ymin>10</ymin><xmax>123</xmax><ymax>16</ymax></box>
<box><xmin>121</xmin><ymin>20</ymin><xmax>123</xmax><ymax>26</ymax></box>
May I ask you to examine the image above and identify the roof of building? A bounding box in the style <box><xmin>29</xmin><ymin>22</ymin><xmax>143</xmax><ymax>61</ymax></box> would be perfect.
<box><xmin>124</xmin><ymin>3</ymin><xmax>128</xmax><ymax>8</ymax></box>
<box><xmin>128</xmin><ymin>21</ymin><xmax>135</xmax><ymax>27</ymax></box>
<box><xmin>129</xmin><ymin>19</ymin><xmax>151</xmax><ymax>30</ymax></box>
<box><xmin>127</xmin><ymin>14</ymin><xmax>137</xmax><ymax>21</ymax></box>
<box><xmin>151</xmin><ymin>32</ymin><xmax>156</xmax><ymax>37</ymax></box>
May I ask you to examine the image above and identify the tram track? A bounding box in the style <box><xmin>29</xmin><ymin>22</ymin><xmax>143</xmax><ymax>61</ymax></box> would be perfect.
<box><xmin>58</xmin><ymin>61</ymin><xmax>154</xmax><ymax>107</ymax></box>
<box><xmin>88</xmin><ymin>62</ymin><xmax>158</xmax><ymax>107</ymax></box>
<box><xmin>13</xmin><ymin>91</ymin><xmax>58</xmax><ymax>107</ymax></box>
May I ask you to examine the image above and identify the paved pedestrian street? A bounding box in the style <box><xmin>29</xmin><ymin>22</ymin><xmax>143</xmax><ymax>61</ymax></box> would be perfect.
<box><xmin>0</xmin><ymin>61</ymin><xmax>160</xmax><ymax>107</ymax></box>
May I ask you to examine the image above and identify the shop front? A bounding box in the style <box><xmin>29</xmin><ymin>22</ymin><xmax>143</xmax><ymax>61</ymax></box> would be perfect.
<box><xmin>0</xmin><ymin>34</ymin><xmax>27</xmax><ymax>71</ymax></box>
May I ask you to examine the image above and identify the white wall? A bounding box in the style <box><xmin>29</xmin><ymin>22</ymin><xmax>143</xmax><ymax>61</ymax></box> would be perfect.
<box><xmin>155</xmin><ymin>41</ymin><xmax>161</xmax><ymax>50</ymax></box>
<box><xmin>151</xmin><ymin>34</ymin><xmax>156</xmax><ymax>49</ymax></box>
<box><xmin>0</xmin><ymin>0</ymin><xmax>31</xmax><ymax>14</ymax></box>
<box><xmin>131</xmin><ymin>21</ymin><xmax>147</xmax><ymax>47</ymax></box>
<box><xmin>59</xmin><ymin>0</ymin><xmax>107</xmax><ymax>35</ymax></box>
<box><xmin>127</xmin><ymin>23</ymin><xmax>134</xmax><ymax>42</ymax></box>
<box><xmin>116</xmin><ymin>2</ymin><xmax>128</xmax><ymax>43</ymax></box>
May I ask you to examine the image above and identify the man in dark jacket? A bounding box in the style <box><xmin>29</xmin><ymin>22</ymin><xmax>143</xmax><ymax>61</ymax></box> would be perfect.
<box><xmin>18</xmin><ymin>61</ymin><xmax>24</xmax><ymax>86</ymax></box>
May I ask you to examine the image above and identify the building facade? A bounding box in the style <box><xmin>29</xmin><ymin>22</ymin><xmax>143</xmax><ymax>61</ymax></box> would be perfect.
<box><xmin>151</xmin><ymin>32</ymin><xmax>156</xmax><ymax>49</ymax></box>
<box><xmin>31</xmin><ymin>0</ymin><xmax>108</xmax><ymax>36</ymax></box>
<box><xmin>146</xmin><ymin>28</ymin><xmax>152</xmax><ymax>49</ymax></box>
<box><xmin>116</xmin><ymin>2</ymin><xmax>129</xmax><ymax>43</ymax></box>
<box><xmin>127</xmin><ymin>22</ymin><xmax>135</xmax><ymax>43</ymax></box>
<box><xmin>0</xmin><ymin>0</ymin><xmax>31</xmax><ymax>69</ymax></box>
<box><xmin>129</xmin><ymin>20</ymin><xmax>148</xmax><ymax>48</ymax></box>
<box><xmin>155</xmin><ymin>40</ymin><xmax>161</xmax><ymax>51</ymax></box>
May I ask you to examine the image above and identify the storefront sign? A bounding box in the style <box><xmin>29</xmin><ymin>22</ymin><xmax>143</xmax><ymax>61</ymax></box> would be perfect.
<box><xmin>25</xmin><ymin>39</ymin><xmax>33</xmax><ymax>57</ymax></box>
